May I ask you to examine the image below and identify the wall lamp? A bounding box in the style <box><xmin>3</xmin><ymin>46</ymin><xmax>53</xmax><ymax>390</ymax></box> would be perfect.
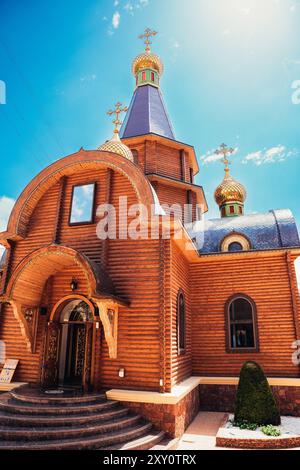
<box><xmin>70</xmin><ymin>279</ymin><xmax>78</xmax><ymax>291</ymax></box>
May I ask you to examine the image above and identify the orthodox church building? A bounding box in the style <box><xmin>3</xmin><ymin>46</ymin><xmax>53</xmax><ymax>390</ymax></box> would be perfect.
<box><xmin>0</xmin><ymin>30</ymin><xmax>300</xmax><ymax>441</ymax></box>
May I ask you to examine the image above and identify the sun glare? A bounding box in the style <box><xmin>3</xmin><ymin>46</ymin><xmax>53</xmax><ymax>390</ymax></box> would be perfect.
<box><xmin>190</xmin><ymin>0</ymin><xmax>291</xmax><ymax>46</ymax></box>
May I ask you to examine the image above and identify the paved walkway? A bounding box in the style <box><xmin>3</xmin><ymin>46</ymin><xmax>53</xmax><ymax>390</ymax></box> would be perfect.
<box><xmin>176</xmin><ymin>412</ymin><xmax>228</xmax><ymax>450</ymax></box>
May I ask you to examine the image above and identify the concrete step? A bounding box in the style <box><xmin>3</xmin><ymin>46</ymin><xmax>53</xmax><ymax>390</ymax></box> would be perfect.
<box><xmin>0</xmin><ymin>422</ymin><xmax>154</xmax><ymax>450</ymax></box>
<box><xmin>0</xmin><ymin>407</ymin><xmax>128</xmax><ymax>428</ymax></box>
<box><xmin>0</xmin><ymin>390</ymin><xmax>165</xmax><ymax>450</ymax></box>
<box><xmin>11</xmin><ymin>390</ymin><xmax>106</xmax><ymax>406</ymax></box>
<box><xmin>0</xmin><ymin>414</ymin><xmax>141</xmax><ymax>441</ymax></box>
<box><xmin>151</xmin><ymin>437</ymin><xmax>180</xmax><ymax>450</ymax></box>
<box><xmin>105</xmin><ymin>429</ymin><xmax>166</xmax><ymax>450</ymax></box>
<box><xmin>0</xmin><ymin>395</ymin><xmax>119</xmax><ymax>415</ymax></box>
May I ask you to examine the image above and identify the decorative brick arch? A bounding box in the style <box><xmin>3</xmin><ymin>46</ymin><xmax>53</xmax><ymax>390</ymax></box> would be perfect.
<box><xmin>2</xmin><ymin>149</ymin><xmax>155</xmax><ymax>240</ymax></box>
<box><xmin>220</xmin><ymin>231</ymin><xmax>251</xmax><ymax>252</ymax></box>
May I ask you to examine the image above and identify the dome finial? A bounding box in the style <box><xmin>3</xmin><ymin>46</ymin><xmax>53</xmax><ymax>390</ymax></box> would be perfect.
<box><xmin>107</xmin><ymin>102</ymin><xmax>128</xmax><ymax>135</ymax></box>
<box><xmin>214</xmin><ymin>144</ymin><xmax>246</xmax><ymax>218</ymax></box>
<box><xmin>132</xmin><ymin>28</ymin><xmax>163</xmax><ymax>87</ymax></box>
<box><xmin>98</xmin><ymin>101</ymin><xmax>133</xmax><ymax>161</ymax></box>
<box><xmin>215</xmin><ymin>143</ymin><xmax>235</xmax><ymax>175</ymax></box>
<box><xmin>138</xmin><ymin>28</ymin><xmax>158</xmax><ymax>53</ymax></box>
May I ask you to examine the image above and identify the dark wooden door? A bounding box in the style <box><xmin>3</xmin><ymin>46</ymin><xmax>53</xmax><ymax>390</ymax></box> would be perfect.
<box><xmin>41</xmin><ymin>322</ymin><xmax>60</xmax><ymax>388</ymax></box>
<box><xmin>82</xmin><ymin>322</ymin><xmax>93</xmax><ymax>392</ymax></box>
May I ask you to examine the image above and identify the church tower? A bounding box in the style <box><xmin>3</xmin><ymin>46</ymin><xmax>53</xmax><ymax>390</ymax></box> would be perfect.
<box><xmin>121</xmin><ymin>29</ymin><xmax>174</xmax><ymax>140</ymax></box>
<box><xmin>120</xmin><ymin>29</ymin><xmax>207</xmax><ymax>222</ymax></box>
<box><xmin>214</xmin><ymin>144</ymin><xmax>246</xmax><ymax>217</ymax></box>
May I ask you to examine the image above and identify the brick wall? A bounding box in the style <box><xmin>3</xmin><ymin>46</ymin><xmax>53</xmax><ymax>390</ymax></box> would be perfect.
<box><xmin>121</xmin><ymin>387</ymin><xmax>199</xmax><ymax>438</ymax></box>
<box><xmin>199</xmin><ymin>384</ymin><xmax>300</xmax><ymax>416</ymax></box>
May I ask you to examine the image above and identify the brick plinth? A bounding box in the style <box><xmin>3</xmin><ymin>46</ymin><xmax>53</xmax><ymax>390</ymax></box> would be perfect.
<box><xmin>199</xmin><ymin>384</ymin><xmax>300</xmax><ymax>416</ymax></box>
<box><xmin>216</xmin><ymin>434</ymin><xmax>300</xmax><ymax>449</ymax></box>
<box><xmin>121</xmin><ymin>387</ymin><xmax>199</xmax><ymax>438</ymax></box>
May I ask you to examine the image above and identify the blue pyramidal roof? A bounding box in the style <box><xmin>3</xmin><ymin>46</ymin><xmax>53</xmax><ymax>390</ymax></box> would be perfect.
<box><xmin>120</xmin><ymin>85</ymin><xmax>175</xmax><ymax>140</ymax></box>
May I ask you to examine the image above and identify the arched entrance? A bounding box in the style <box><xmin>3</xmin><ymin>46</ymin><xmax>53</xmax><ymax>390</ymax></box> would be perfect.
<box><xmin>42</xmin><ymin>295</ymin><xmax>97</xmax><ymax>391</ymax></box>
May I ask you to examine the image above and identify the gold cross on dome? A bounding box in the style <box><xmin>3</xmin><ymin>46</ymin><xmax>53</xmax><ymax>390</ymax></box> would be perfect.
<box><xmin>215</xmin><ymin>143</ymin><xmax>235</xmax><ymax>171</ymax></box>
<box><xmin>139</xmin><ymin>28</ymin><xmax>158</xmax><ymax>52</ymax></box>
<box><xmin>107</xmin><ymin>102</ymin><xmax>128</xmax><ymax>134</ymax></box>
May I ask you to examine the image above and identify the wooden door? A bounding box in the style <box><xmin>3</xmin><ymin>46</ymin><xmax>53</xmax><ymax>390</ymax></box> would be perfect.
<box><xmin>41</xmin><ymin>322</ymin><xmax>60</xmax><ymax>388</ymax></box>
<box><xmin>82</xmin><ymin>322</ymin><xmax>93</xmax><ymax>392</ymax></box>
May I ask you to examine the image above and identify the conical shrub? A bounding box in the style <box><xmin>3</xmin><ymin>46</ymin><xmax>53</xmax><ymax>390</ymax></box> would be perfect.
<box><xmin>234</xmin><ymin>361</ymin><xmax>280</xmax><ymax>425</ymax></box>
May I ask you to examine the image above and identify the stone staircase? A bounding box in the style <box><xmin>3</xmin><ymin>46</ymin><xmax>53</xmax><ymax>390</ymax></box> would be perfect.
<box><xmin>0</xmin><ymin>388</ymin><xmax>165</xmax><ymax>450</ymax></box>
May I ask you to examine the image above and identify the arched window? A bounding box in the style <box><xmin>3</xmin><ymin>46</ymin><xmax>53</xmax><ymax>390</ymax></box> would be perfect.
<box><xmin>228</xmin><ymin>241</ymin><xmax>243</xmax><ymax>252</ymax></box>
<box><xmin>177</xmin><ymin>290</ymin><xmax>186</xmax><ymax>354</ymax></box>
<box><xmin>60</xmin><ymin>300</ymin><xmax>93</xmax><ymax>323</ymax></box>
<box><xmin>226</xmin><ymin>295</ymin><xmax>258</xmax><ymax>352</ymax></box>
<box><xmin>220</xmin><ymin>233</ymin><xmax>251</xmax><ymax>252</ymax></box>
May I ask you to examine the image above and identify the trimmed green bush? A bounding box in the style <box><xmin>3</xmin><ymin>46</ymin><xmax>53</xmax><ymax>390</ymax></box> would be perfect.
<box><xmin>231</xmin><ymin>419</ymin><xmax>258</xmax><ymax>431</ymax></box>
<box><xmin>261</xmin><ymin>425</ymin><xmax>281</xmax><ymax>437</ymax></box>
<box><xmin>234</xmin><ymin>361</ymin><xmax>281</xmax><ymax>426</ymax></box>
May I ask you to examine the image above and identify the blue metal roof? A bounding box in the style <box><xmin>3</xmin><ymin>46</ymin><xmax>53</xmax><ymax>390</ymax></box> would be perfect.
<box><xmin>120</xmin><ymin>85</ymin><xmax>175</xmax><ymax>140</ymax></box>
<box><xmin>188</xmin><ymin>209</ymin><xmax>300</xmax><ymax>253</ymax></box>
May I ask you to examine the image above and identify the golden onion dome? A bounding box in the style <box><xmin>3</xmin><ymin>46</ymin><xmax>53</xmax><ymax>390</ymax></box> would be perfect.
<box><xmin>214</xmin><ymin>169</ymin><xmax>247</xmax><ymax>206</ymax></box>
<box><xmin>98</xmin><ymin>132</ymin><xmax>133</xmax><ymax>162</ymax></box>
<box><xmin>132</xmin><ymin>51</ymin><xmax>164</xmax><ymax>76</ymax></box>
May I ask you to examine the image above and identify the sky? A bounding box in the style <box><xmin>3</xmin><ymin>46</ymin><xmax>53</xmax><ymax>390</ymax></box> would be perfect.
<box><xmin>0</xmin><ymin>0</ymin><xmax>300</xmax><ymax>244</ymax></box>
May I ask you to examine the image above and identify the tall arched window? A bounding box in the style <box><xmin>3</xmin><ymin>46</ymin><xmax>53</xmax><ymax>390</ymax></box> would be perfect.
<box><xmin>226</xmin><ymin>295</ymin><xmax>258</xmax><ymax>352</ymax></box>
<box><xmin>177</xmin><ymin>290</ymin><xmax>186</xmax><ymax>354</ymax></box>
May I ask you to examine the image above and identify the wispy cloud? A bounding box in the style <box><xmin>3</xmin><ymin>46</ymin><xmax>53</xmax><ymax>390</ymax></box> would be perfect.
<box><xmin>80</xmin><ymin>74</ymin><xmax>97</xmax><ymax>82</ymax></box>
<box><xmin>124</xmin><ymin>2</ymin><xmax>134</xmax><ymax>14</ymax></box>
<box><xmin>79</xmin><ymin>74</ymin><xmax>97</xmax><ymax>89</ymax></box>
<box><xmin>283</xmin><ymin>58</ymin><xmax>300</xmax><ymax>66</ymax></box>
<box><xmin>106</xmin><ymin>0</ymin><xmax>149</xmax><ymax>34</ymax></box>
<box><xmin>124</xmin><ymin>0</ymin><xmax>149</xmax><ymax>13</ymax></box>
<box><xmin>112</xmin><ymin>11</ymin><xmax>121</xmax><ymax>29</ymax></box>
<box><xmin>200</xmin><ymin>147</ymin><xmax>238</xmax><ymax>164</ymax></box>
<box><xmin>0</xmin><ymin>196</ymin><xmax>15</xmax><ymax>257</ymax></box>
<box><xmin>243</xmin><ymin>145</ymin><xmax>298</xmax><ymax>165</ymax></box>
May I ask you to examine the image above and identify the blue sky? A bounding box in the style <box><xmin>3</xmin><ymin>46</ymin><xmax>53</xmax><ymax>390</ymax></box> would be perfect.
<box><xmin>0</xmin><ymin>0</ymin><xmax>300</xmax><ymax>235</ymax></box>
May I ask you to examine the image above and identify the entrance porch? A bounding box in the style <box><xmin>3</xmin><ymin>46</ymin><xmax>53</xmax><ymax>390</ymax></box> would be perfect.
<box><xmin>0</xmin><ymin>244</ymin><xmax>128</xmax><ymax>391</ymax></box>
